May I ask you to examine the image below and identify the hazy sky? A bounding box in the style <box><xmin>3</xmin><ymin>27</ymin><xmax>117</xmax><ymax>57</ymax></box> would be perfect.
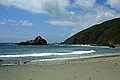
<box><xmin>0</xmin><ymin>0</ymin><xmax>120</xmax><ymax>43</ymax></box>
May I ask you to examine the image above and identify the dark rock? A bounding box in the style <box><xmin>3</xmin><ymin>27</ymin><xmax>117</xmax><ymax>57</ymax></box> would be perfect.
<box><xmin>108</xmin><ymin>43</ymin><xmax>116</xmax><ymax>48</ymax></box>
<box><xmin>0</xmin><ymin>59</ymin><xmax>3</xmax><ymax>62</ymax></box>
<box><xmin>99</xmin><ymin>41</ymin><xmax>116</xmax><ymax>48</ymax></box>
<box><xmin>17</xmin><ymin>36</ymin><xmax>47</xmax><ymax>45</ymax></box>
<box><xmin>109</xmin><ymin>45</ymin><xmax>116</xmax><ymax>48</ymax></box>
<box><xmin>23</xmin><ymin>62</ymin><xmax>27</xmax><ymax>64</ymax></box>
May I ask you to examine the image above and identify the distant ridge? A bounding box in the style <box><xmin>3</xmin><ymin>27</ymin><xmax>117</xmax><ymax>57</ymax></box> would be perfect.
<box><xmin>63</xmin><ymin>18</ymin><xmax>120</xmax><ymax>47</ymax></box>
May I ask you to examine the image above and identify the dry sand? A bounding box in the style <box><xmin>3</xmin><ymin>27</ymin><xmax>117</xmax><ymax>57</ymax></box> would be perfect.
<box><xmin>0</xmin><ymin>56</ymin><xmax>120</xmax><ymax>80</ymax></box>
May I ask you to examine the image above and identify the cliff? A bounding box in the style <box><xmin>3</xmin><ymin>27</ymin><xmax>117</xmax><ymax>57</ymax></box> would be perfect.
<box><xmin>64</xmin><ymin>18</ymin><xmax>120</xmax><ymax>47</ymax></box>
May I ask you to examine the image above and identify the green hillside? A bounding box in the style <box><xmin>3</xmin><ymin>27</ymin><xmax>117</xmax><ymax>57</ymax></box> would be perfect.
<box><xmin>64</xmin><ymin>18</ymin><xmax>120</xmax><ymax>47</ymax></box>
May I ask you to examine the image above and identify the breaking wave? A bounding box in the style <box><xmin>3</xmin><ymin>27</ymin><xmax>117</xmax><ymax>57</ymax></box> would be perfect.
<box><xmin>0</xmin><ymin>50</ymin><xmax>95</xmax><ymax>58</ymax></box>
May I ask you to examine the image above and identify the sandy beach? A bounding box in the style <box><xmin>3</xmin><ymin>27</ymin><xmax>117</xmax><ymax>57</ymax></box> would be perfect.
<box><xmin>0</xmin><ymin>56</ymin><xmax>120</xmax><ymax>80</ymax></box>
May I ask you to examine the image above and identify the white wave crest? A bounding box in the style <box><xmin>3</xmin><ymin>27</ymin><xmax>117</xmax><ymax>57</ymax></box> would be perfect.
<box><xmin>31</xmin><ymin>57</ymin><xmax>78</xmax><ymax>62</ymax></box>
<box><xmin>0</xmin><ymin>50</ymin><xmax>96</xmax><ymax>58</ymax></box>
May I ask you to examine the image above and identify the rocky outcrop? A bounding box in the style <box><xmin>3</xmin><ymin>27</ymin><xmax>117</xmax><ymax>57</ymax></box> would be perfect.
<box><xmin>63</xmin><ymin>18</ymin><xmax>120</xmax><ymax>48</ymax></box>
<box><xmin>17</xmin><ymin>36</ymin><xmax>47</xmax><ymax>45</ymax></box>
<box><xmin>95</xmin><ymin>41</ymin><xmax>116</xmax><ymax>48</ymax></box>
<box><xmin>0</xmin><ymin>59</ymin><xmax>3</xmax><ymax>62</ymax></box>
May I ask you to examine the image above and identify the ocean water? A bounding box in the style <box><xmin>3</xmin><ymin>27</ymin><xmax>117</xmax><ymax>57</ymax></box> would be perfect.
<box><xmin>0</xmin><ymin>43</ymin><xmax>120</xmax><ymax>64</ymax></box>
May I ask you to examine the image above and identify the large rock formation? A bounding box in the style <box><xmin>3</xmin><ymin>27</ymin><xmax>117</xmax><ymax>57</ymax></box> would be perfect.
<box><xmin>17</xmin><ymin>36</ymin><xmax>47</xmax><ymax>45</ymax></box>
<box><xmin>63</xmin><ymin>18</ymin><xmax>120</xmax><ymax>47</ymax></box>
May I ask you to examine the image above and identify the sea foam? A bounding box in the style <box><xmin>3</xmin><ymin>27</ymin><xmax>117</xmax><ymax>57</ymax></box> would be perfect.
<box><xmin>0</xmin><ymin>50</ymin><xmax>96</xmax><ymax>58</ymax></box>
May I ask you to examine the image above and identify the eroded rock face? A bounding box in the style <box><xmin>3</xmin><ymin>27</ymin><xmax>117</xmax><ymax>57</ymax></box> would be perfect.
<box><xmin>17</xmin><ymin>36</ymin><xmax>47</xmax><ymax>45</ymax></box>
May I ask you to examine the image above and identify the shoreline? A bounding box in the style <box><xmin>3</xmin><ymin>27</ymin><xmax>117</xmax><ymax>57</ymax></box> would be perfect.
<box><xmin>1</xmin><ymin>54</ymin><xmax>120</xmax><ymax>66</ymax></box>
<box><xmin>0</xmin><ymin>55</ymin><xmax>120</xmax><ymax>80</ymax></box>
<box><xmin>28</xmin><ymin>54</ymin><xmax>120</xmax><ymax>65</ymax></box>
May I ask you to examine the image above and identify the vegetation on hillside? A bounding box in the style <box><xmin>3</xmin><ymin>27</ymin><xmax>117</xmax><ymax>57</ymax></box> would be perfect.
<box><xmin>64</xmin><ymin>18</ymin><xmax>120</xmax><ymax>47</ymax></box>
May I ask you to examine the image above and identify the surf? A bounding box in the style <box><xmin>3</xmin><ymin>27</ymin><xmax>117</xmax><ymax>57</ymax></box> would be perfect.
<box><xmin>0</xmin><ymin>50</ymin><xmax>96</xmax><ymax>58</ymax></box>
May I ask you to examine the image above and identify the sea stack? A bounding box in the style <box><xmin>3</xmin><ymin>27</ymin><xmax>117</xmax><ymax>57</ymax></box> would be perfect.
<box><xmin>17</xmin><ymin>36</ymin><xmax>47</xmax><ymax>45</ymax></box>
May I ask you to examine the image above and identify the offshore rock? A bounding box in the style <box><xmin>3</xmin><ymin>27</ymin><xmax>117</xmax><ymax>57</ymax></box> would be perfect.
<box><xmin>17</xmin><ymin>36</ymin><xmax>47</xmax><ymax>45</ymax></box>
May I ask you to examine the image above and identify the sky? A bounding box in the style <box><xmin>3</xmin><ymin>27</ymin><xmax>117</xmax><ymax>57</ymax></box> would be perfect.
<box><xmin>0</xmin><ymin>0</ymin><xmax>120</xmax><ymax>43</ymax></box>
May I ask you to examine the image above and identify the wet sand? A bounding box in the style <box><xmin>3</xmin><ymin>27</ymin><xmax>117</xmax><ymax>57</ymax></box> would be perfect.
<box><xmin>0</xmin><ymin>55</ymin><xmax>120</xmax><ymax>80</ymax></box>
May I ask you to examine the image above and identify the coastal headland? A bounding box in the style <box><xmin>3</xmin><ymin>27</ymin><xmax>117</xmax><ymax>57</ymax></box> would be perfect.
<box><xmin>63</xmin><ymin>18</ymin><xmax>120</xmax><ymax>48</ymax></box>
